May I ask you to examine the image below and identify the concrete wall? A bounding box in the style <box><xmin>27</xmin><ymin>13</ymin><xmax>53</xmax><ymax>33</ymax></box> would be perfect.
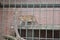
<box><xmin>0</xmin><ymin>8</ymin><xmax>14</xmax><ymax>40</ymax></box>
<box><xmin>0</xmin><ymin>8</ymin><xmax>60</xmax><ymax>33</ymax></box>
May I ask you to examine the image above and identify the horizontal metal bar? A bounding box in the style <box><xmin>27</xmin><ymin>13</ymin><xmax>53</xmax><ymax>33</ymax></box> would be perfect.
<box><xmin>0</xmin><ymin>4</ymin><xmax>60</xmax><ymax>8</ymax></box>
<box><xmin>18</xmin><ymin>24</ymin><xmax>60</xmax><ymax>30</ymax></box>
<box><xmin>22</xmin><ymin>37</ymin><xmax>60</xmax><ymax>39</ymax></box>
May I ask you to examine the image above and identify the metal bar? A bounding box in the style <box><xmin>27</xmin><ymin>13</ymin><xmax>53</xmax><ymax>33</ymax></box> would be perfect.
<box><xmin>46</xmin><ymin>0</ymin><xmax>48</xmax><ymax>40</ymax></box>
<box><xmin>25</xmin><ymin>0</ymin><xmax>28</xmax><ymax>40</ymax></box>
<box><xmin>1</xmin><ymin>0</ymin><xmax>5</xmax><ymax>40</ymax></box>
<box><xmin>32</xmin><ymin>0</ymin><xmax>34</xmax><ymax>40</ymax></box>
<box><xmin>1</xmin><ymin>0</ymin><xmax>4</xmax><ymax>40</ymax></box>
<box><xmin>52</xmin><ymin>0</ymin><xmax>55</xmax><ymax>40</ymax></box>
<box><xmin>0</xmin><ymin>4</ymin><xmax>60</xmax><ymax>8</ymax></box>
<box><xmin>21</xmin><ymin>37</ymin><xmax>60</xmax><ymax>39</ymax></box>
<box><xmin>7</xmin><ymin>0</ymin><xmax>10</xmax><ymax>35</ymax></box>
<box><xmin>59</xmin><ymin>9</ymin><xmax>60</xmax><ymax>40</ymax></box>
<box><xmin>19</xmin><ymin>0</ymin><xmax>22</xmax><ymax>39</ymax></box>
<box><xmin>39</xmin><ymin>0</ymin><xmax>42</xmax><ymax>40</ymax></box>
<box><xmin>59</xmin><ymin>30</ymin><xmax>60</xmax><ymax>40</ymax></box>
<box><xmin>1</xmin><ymin>9</ymin><xmax>60</xmax><ymax>12</ymax></box>
<box><xmin>6</xmin><ymin>0</ymin><xmax>10</xmax><ymax>40</ymax></box>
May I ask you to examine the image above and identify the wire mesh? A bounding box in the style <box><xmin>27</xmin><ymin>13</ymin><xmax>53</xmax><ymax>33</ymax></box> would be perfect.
<box><xmin>0</xmin><ymin>0</ymin><xmax>60</xmax><ymax>40</ymax></box>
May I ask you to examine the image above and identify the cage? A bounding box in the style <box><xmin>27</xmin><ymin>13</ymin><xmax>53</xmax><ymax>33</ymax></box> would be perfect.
<box><xmin>0</xmin><ymin>0</ymin><xmax>60</xmax><ymax>40</ymax></box>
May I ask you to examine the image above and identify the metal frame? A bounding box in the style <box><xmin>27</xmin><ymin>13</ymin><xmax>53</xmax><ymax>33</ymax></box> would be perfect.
<box><xmin>0</xmin><ymin>4</ymin><xmax>60</xmax><ymax>8</ymax></box>
<box><xmin>0</xmin><ymin>0</ymin><xmax>60</xmax><ymax>40</ymax></box>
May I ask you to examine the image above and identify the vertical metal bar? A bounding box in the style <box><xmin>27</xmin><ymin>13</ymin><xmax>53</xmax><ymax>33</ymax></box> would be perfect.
<box><xmin>6</xmin><ymin>0</ymin><xmax>10</xmax><ymax>40</ymax></box>
<box><xmin>52</xmin><ymin>0</ymin><xmax>55</xmax><ymax>40</ymax></box>
<box><xmin>32</xmin><ymin>0</ymin><xmax>34</xmax><ymax>40</ymax></box>
<box><xmin>2</xmin><ymin>0</ymin><xmax>4</xmax><ymax>35</ymax></box>
<box><xmin>59</xmin><ymin>30</ymin><xmax>60</xmax><ymax>40</ymax></box>
<box><xmin>1</xmin><ymin>0</ymin><xmax>4</xmax><ymax>39</ymax></box>
<box><xmin>7</xmin><ymin>0</ymin><xmax>10</xmax><ymax>35</ymax></box>
<box><xmin>19</xmin><ymin>0</ymin><xmax>22</xmax><ymax>38</ymax></box>
<box><xmin>25</xmin><ymin>0</ymin><xmax>28</xmax><ymax>40</ymax></box>
<box><xmin>39</xmin><ymin>0</ymin><xmax>42</xmax><ymax>40</ymax></box>
<box><xmin>25</xmin><ymin>15</ymin><xmax>28</xmax><ymax>40</ymax></box>
<box><xmin>8</xmin><ymin>0</ymin><xmax>10</xmax><ymax>36</ymax></box>
<box><xmin>59</xmin><ymin>8</ymin><xmax>60</xmax><ymax>40</ymax></box>
<box><xmin>46</xmin><ymin>0</ymin><xmax>48</xmax><ymax>40</ymax></box>
<box><xmin>58</xmin><ymin>2</ymin><xmax>60</xmax><ymax>39</ymax></box>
